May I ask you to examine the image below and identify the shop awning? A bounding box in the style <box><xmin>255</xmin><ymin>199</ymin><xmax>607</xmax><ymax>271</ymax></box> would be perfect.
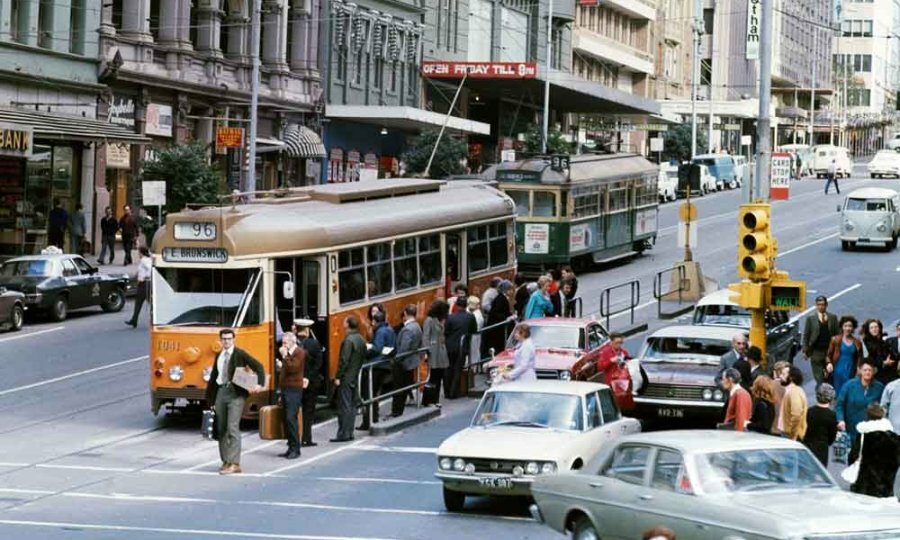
<box><xmin>0</xmin><ymin>107</ymin><xmax>150</xmax><ymax>144</ymax></box>
<box><xmin>325</xmin><ymin>105</ymin><xmax>492</xmax><ymax>135</ymax></box>
<box><xmin>283</xmin><ymin>124</ymin><xmax>326</xmax><ymax>158</ymax></box>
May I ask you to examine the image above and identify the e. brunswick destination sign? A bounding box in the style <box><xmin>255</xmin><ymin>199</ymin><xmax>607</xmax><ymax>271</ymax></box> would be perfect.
<box><xmin>0</xmin><ymin>123</ymin><xmax>33</xmax><ymax>158</ymax></box>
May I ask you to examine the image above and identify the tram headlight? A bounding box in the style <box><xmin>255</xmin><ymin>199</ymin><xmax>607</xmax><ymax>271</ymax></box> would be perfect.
<box><xmin>202</xmin><ymin>366</ymin><xmax>213</xmax><ymax>382</ymax></box>
<box><xmin>168</xmin><ymin>365</ymin><xmax>184</xmax><ymax>382</ymax></box>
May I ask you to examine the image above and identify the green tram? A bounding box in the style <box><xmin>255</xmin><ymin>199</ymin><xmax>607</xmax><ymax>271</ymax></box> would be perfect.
<box><xmin>484</xmin><ymin>153</ymin><xmax>659</xmax><ymax>274</ymax></box>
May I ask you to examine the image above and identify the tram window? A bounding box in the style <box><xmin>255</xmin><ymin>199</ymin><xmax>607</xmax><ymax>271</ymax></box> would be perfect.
<box><xmin>152</xmin><ymin>267</ymin><xmax>259</xmax><ymax>326</ymax></box>
<box><xmin>609</xmin><ymin>186</ymin><xmax>628</xmax><ymax>212</ymax></box>
<box><xmin>507</xmin><ymin>190</ymin><xmax>530</xmax><ymax>217</ymax></box>
<box><xmin>533</xmin><ymin>191</ymin><xmax>557</xmax><ymax>217</ymax></box>
<box><xmin>469</xmin><ymin>225</ymin><xmax>489</xmax><ymax>272</ymax></box>
<box><xmin>367</xmin><ymin>243</ymin><xmax>393</xmax><ymax>298</ymax></box>
<box><xmin>419</xmin><ymin>234</ymin><xmax>442</xmax><ymax>284</ymax></box>
<box><xmin>489</xmin><ymin>222</ymin><xmax>508</xmax><ymax>267</ymax></box>
<box><xmin>573</xmin><ymin>190</ymin><xmax>600</xmax><ymax>218</ymax></box>
<box><xmin>338</xmin><ymin>248</ymin><xmax>366</xmax><ymax>305</ymax></box>
<box><xmin>394</xmin><ymin>238</ymin><xmax>418</xmax><ymax>291</ymax></box>
<box><xmin>636</xmin><ymin>175</ymin><xmax>657</xmax><ymax>206</ymax></box>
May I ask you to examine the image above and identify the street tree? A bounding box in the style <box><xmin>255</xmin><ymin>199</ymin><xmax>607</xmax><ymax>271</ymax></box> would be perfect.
<box><xmin>402</xmin><ymin>129</ymin><xmax>468</xmax><ymax>178</ymax></box>
<box><xmin>662</xmin><ymin>123</ymin><xmax>706</xmax><ymax>162</ymax></box>
<box><xmin>524</xmin><ymin>125</ymin><xmax>573</xmax><ymax>155</ymax></box>
<box><xmin>141</xmin><ymin>142</ymin><xmax>222</xmax><ymax>213</ymax></box>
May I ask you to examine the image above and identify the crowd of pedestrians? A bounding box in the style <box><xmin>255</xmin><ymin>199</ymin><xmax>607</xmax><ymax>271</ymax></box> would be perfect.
<box><xmin>717</xmin><ymin>295</ymin><xmax>900</xmax><ymax>500</ymax></box>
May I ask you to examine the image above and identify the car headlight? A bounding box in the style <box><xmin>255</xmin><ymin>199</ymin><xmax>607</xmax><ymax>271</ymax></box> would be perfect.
<box><xmin>525</xmin><ymin>461</ymin><xmax>539</xmax><ymax>475</ymax></box>
<box><xmin>702</xmin><ymin>388</ymin><xmax>713</xmax><ymax>400</ymax></box>
<box><xmin>439</xmin><ymin>457</ymin><xmax>452</xmax><ymax>470</ymax></box>
<box><xmin>512</xmin><ymin>465</ymin><xmax>524</xmax><ymax>477</ymax></box>
<box><xmin>713</xmin><ymin>389</ymin><xmax>724</xmax><ymax>401</ymax></box>
<box><xmin>202</xmin><ymin>366</ymin><xmax>213</xmax><ymax>382</ymax></box>
<box><xmin>168</xmin><ymin>365</ymin><xmax>184</xmax><ymax>382</ymax></box>
<box><xmin>453</xmin><ymin>458</ymin><xmax>466</xmax><ymax>472</ymax></box>
<box><xmin>558</xmin><ymin>370</ymin><xmax>572</xmax><ymax>381</ymax></box>
<box><xmin>844</xmin><ymin>220</ymin><xmax>854</xmax><ymax>231</ymax></box>
<box><xmin>878</xmin><ymin>221</ymin><xmax>888</xmax><ymax>232</ymax></box>
<box><xmin>541</xmin><ymin>462</ymin><xmax>557</xmax><ymax>475</ymax></box>
<box><xmin>464</xmin><ymin>463</ymin><xmax>475</xmax><ymax>474</ymax></box>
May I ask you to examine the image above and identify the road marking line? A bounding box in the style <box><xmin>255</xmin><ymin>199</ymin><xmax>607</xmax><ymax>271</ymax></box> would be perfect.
<box><xmin>184</xmin><ymin>439</ymin><xmax>283</xmax><ymax>472</ymax></box>
<box><xmin>790</xmin><ymin>283</ymin><xmax>861</xmax><ymax>323</ymax></box>
<box><xmin>34</xmin><ymin>464</ymin><xmax>136</xmax><ymax>473</ymax></box>
<box><xmin>0</xmin><ymin>355</ymin><xmax>148</xmax><ymax>397</ymax></box>
<box><xmin>0</xmin><ymin>325</ymin><xmax>65</xmax><ymax>343</ymax></box>
<box><xmin>0</xmin><ymin>519</ymin><xmax>403</xmax><ymax>540</ymax></box>
<box><xmin>309</xmin><ymin>476</ymin><xmax>442</xmax><ymax>486</ymax></box>
<box><xmin>352</xmin><ymin>445</ymin><xmax>438</xmax><ymax>454</ymax></box>
<box><xmin>0</xmin><ymin>462</ymin><xmax>28</xmax><ymax>467</ymax></box>
<box><xmin>58</xmin><ymin>491</ymin><xmax>533</xmax><ymax>522</ymax></box>
<box><xmin>777</xmin><ymin>233</ymin><xmax>840</xmax><ymax>257</ymax></box>
<box><xmin>0</xmin><ymin>488</ymin><xmax>55</xmax><ymax>495</ymax></box>
<box><xmin>143</xmin><ymin>469</ymin><xmax>285</xmax><ymax>478</ymax></box>
<box><xmin>263</xmin><ymin>439</ymin><xmax>366</xmax><ymax>476</ymax></box>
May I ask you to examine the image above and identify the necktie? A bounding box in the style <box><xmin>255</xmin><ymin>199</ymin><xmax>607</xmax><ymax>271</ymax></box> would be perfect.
<box><xmin>222</xmin><ymin>351</ymin><xmax>232</xmax><ymax>381</ymax></box>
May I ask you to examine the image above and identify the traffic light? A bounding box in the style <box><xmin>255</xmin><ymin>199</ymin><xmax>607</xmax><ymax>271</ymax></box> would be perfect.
<box><xmin>767</xmin><ymin>277</ymin><xmax>807</xmax><ymax>311</ymax></box>
<box><xmin>738</xmin><ymin>203</ymin><xmax>775</xmax><ymax>281</ymax></box>
<box><xmin>728</xmin><ymin>281</ymin><xmax>766</xmax><ymax>309</ymax></box>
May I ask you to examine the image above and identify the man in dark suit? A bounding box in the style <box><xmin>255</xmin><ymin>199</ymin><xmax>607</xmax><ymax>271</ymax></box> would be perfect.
<box><xmin>277</xmin><ymin>332</ymin><xmax>306</xmax><ymax>460</ymax></box>
<box><xmin>802</xmin><ymin>295</ymin><xmax>840</xmax><ymax>384</ymax></box>
<box><xmin>205</xmin><ymin>328</ymin><xmax>266</xmax><ymax>475</ymax></box>
<box><xmin>392</xmin><ymin>304</ymin><xmax>423</xmax><ymax>418</ymax></box>
<box><xmin>716</xmin><ymin>332</ymin><xmax>748</xmax><ymax>384</ymax></box>
<box><xmin>746</xmin><ymin>345</ymin><xmax>764</xmax><ymax>386</ymax></box>
<box><xmin>332</xmin><ymin>316</ymin><xmax>366</xmax><ymax>443</ymax></box>
<box><xmin>295</xmin><ymin>319</ymin><xmax>323</xmax><ymax>447</ymax></box>
<box><xmin>551</xmin><ymin>280</ymin><xmax>575</xmax><ymax>317</ymax></box>
<box><xmin>444</xmin><ymin>297</ymin><xmax>477</xmax><ymax>399</ymax></box>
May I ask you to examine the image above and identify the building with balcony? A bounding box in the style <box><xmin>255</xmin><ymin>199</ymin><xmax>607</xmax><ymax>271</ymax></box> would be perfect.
<box><xmin>830</xmin><ymin>0</ymin><xmax>900</xmax><ymax>155</ymax></box>
<box><xmin>0</xmin><ymin>1</ymin><xmax>145</xmax><ymax>257</ymax></box>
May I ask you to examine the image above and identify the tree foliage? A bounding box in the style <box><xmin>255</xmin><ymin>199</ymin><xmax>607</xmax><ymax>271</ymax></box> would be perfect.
<box><xmin>402</xmin><ymin>129</ymin><xmax>468</xmax><ymax>178</ymax></box>
<box><xmin>662</xmin><ymin>123</ymin><xmax>706</xmax><ymax>162</ymax></box>
<box><xmin>524</xmin><ymin>125</ymin><xmax>573</xmax><ymax>155</ymax></box>
<box><xmin>141</xmin><ymin>142</ymin><xmax>221</xmax><ymax>212</ymax></box>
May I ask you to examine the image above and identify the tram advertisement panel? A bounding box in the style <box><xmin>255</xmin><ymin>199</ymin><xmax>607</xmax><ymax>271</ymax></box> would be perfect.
<box><xmin>635</xmin><ymin>208</ymin><xmax>658</xmax><ymax>236</ymax></box>
<box><xmin>524</xmin><ymin>223</ymin><xmax>550</xmax><ymax>254</ymax></box>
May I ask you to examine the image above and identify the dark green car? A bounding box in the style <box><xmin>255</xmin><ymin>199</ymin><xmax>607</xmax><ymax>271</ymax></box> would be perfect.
<box><xmin>0</xmin><ymin>254</ymin><xmax>128</xmax><ymax>321</ymax></box>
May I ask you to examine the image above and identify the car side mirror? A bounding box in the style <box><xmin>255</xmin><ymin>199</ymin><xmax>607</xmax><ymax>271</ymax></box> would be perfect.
<box><xmin>282</xmin><ymin>281</ymin><xmax>294</xmax><ymax>300</ymax></box>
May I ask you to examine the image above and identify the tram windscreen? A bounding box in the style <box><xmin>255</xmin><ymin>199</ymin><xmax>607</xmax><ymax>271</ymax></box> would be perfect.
<box><xmin>152</xmin><ymin>267</ymin><xmax>261</xmax><ymax>326</ymax></box>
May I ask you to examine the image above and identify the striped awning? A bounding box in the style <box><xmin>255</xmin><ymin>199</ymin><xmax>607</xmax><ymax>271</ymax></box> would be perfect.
<box><xmin>283</xmin><ymin>124</ymin><xmax>326</xmax><ymax>159</ymax></box>
<box><xmin>0</xmin><ymin>107</ymin><xmax>150</xmax><ymax>143</ymax></box>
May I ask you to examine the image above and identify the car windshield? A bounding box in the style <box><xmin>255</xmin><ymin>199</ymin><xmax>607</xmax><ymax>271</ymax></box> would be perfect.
<box><xmin>694</xmin><ymin>304</ymin><xmax>751</xmax><ymax>327</ymax></box>
<box><xmin>0</xmin><ymin>260</ymin><xmax>52</xmax><ymax>277</ymax></box>
<box><xmin>152</xmin><ymin>267</ymin><xmax>263</xmax><ymax>327</ymax></box>
<box><xmin>846</xmin><ymin>198</ymin><xmax>888</xmax><ymax>212</ymax></box>
<box><xmin>473</xmin><ymin>391</ymin><xmax>583</xmax><ymax>431</ymax></box>
<box><xmin>695</xmin><ymin>448</ymin><xmax>833</xmax><ymax>494</ymax></box>
<box><xmin>506</xmin><ymin>325</ymin><xmax>582</xmax><ymax>350</ymax></box>
<box><xmin>874</xmin><ymin>151</ymin><xmax>897</xmax><ymax>160</ymax></box>
<box><xmin>642</xmin><ymin>336</ymin><xmax>730</xmax><ymax>364</ymax></box>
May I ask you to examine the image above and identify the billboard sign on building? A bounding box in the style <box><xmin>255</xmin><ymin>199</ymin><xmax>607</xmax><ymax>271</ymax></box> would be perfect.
<box><xmin>746</xmin><ymin>0</ymin><xmax>761</xmax><ymax>60</ymax></box>
<box><xmin>107</xmin><ymin>96</ymin><xmax>135</xmax><ymax>128</ymax></box>
<box><xmin>106</xmin><ymin>143</ymin><xmax>131</xmax><ymax>169</ymax></box>
<box><xmin>0</xmin><ymin>124</ymin><xmax>32</xmax><ymax>158</ymax></box>
<box><xmin>421</xmin><ymin>61</ymin><xmax>538</xmax><ymax>79</ymax></box>
<box><xmin>145</xmin><ymin>103</ymin><xmax>173</xmax><ymax>137</ymax></box>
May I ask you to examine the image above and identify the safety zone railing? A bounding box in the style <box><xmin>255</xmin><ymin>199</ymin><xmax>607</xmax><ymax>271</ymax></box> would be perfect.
<box><xmin>653</xmin><ymin>264</ymin><xmax>694</xmax><ymax>319</ymax></box>
<box><xmin>599</xmin><ymin>279</ymin><xmax>648</xmax><ymax>336</ymax></box>
<box><xmin>356</xmin><ymin>346</ymin><xmax>430</xmax><ymax>428</ymax></box>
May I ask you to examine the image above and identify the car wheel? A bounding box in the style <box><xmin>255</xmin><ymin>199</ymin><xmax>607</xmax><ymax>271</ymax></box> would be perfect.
<box><xmin>50</xmin><ymin>295</ymin><xmax>68</xmax><ymax>322</ymax></box>
<box><xmin>9</xmin><ymin>304</ymin><xmax>23</xmax><ymax>331</ymax></box>
<box><xmin>872</xmin><ymin>174</ymin><xmax>878</xmax><ymax>179</ymax></box>
<box><xmin>102</xmin><ymin>287</ymin><xmax>126</xmax><ymax>312</ymax></box>
<box><xmin>442</xmin><ymin>487</ymin><xmax>466</xmax><ymax>512</ymax></box>
<box><xmin>572</xmin><ymin>516</ymin><xmax>600</xmax><ymax>540</ymax></box>
<box><xmin>841</xmin><ymin>241</ymin><xmax>851</xmax><ymax>251</ymax></box>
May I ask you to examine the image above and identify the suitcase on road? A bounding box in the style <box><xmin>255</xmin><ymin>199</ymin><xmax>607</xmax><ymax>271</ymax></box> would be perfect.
<box><xmin>258</xmin><ymin>404</ymin><xmax>303</xmax><ymax>441</ymax></box>
<box><xmin>201</xmin><ymin>409</ymin><xmax>217</xmax><ymax>441</ymax></box>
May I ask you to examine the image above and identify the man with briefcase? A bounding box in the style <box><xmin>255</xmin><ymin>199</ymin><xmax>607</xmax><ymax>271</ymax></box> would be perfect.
<box><xmin>276</xmin><ymin>332</ymin><xmax>307</xmax><ymax>459</ymax></box>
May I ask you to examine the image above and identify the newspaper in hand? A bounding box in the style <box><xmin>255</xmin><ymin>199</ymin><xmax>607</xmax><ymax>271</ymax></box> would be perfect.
<box><xmin>232</xmin><ymin>366</ymin><xmax>268</xmax><ymax>392</ymax></box>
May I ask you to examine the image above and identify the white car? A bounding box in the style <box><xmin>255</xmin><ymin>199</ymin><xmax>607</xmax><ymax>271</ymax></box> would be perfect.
<box><xmin>839</xmin><ymin>187</ymin><xmax>900</xmax><ymax>251</ymax></box>
<box><xmin>658</xmin><ymin>164</ymin><xmax>678</xmax><ymax>202</ymax></box>
<box><xmin>867</xmin><ymin>149</ymin><xmax>900</xmax><ymax>178</ymax></box>
<box><xmin>888</xmin><ymin>133</ymin><xmax>900</xmax><ymax>151</ymax></box>
<box><xmin>812</xmin><ymin>145</ymin><xmax>852</xmax><ymax>178</ymax></box>
<box><xmin>435</xmin><ymin>380</ymin><xmax>641</xmax><ymax>511</ymax></box>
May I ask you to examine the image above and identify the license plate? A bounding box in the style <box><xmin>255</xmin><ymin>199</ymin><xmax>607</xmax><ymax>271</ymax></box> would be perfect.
<box><xmin>657</xmin><ymin>407</ymin><xmax>684</xmax><ymax>419</ymax></box>
<box><xmin>478</xmin><ymin>477</ymin><xmax>514</xmax><ymax>489</ymax></box>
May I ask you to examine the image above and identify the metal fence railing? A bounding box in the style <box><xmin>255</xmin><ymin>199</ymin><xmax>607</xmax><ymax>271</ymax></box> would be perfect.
<box><xmin>653</xmin><ymin>264</ymin><xmax>694</xmax><ymax>319</ymax></box>
<box><xmin>356</xmin><ymin>346</ymin><xmax>429</xmax><ymax>428</ymax></box>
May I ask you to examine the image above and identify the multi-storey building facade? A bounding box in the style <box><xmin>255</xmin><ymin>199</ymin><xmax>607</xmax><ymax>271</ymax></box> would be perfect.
<box><xmin>0</xmin><ymin>1</ymin><xmax>144</xmax><ymax>256</ymax></box>
<box><xmin>832</xmin><ymin>0</ymin><xmax>900</xmax><ymax>154</ymax></box>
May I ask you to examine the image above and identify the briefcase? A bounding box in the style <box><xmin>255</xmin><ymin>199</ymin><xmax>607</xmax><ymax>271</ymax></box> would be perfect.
<box><xmin>201</xmin><ymin>409</ymin><xmax>217</xmax><ymax>441</ymax></box>
<box><xmin>258</xmin><ymin>404</ymin><xmax>303</xmax><ymax>441</ymax></box>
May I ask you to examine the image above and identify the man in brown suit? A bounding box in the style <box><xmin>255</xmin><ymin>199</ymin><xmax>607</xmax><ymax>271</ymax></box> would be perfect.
<box><xmin>278</xmin><ymin>332</ymin><xmax>307</xmax><ymax>459</ymax></box>
<box><xmin>802</xmin><ymin>296</ymin><xmax>840</xmax><ymax>385</ymax></box>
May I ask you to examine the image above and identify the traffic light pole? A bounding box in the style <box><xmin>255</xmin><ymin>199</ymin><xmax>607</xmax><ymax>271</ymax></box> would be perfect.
<box><xmin>753</xmin><ymin>0</ymin><xmax>774</xmax><ymax>202</ymax></box>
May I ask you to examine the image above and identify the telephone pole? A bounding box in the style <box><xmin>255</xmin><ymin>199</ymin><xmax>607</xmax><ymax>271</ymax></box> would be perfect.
<box><xmin>690</xmin><ymin>0</ymin><xmax>702</xmax><ymax>158</ymax></box>
<box><xmin>541</xmin><ymin>0</ymin><xmax>554</xmax><ymax>154</ymax></box>
<box><xmin>245</xmin><ymin>0</ymin><xmax>262</xmax><ymax>195</ymax></box>
<box><xmin>753</xmin><ymin>0</ymin><xmax>773</xmax><ymax>201</ymax></box>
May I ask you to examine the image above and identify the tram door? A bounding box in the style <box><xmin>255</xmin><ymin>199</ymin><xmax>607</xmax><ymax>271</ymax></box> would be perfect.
<box><xmin>445</xmin><ymin>231</ymin><xmax>467</xmax><ymax>297</ymax></box>
<box><xmin>274</xmin><ymin>257</ymin><xmax>323</xmax><ymax>339</ymax></box>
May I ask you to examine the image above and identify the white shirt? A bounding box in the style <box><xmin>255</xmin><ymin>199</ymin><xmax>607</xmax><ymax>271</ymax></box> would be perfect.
<box><xmin>216</xmin><ymin>346</ymin><xmax>234</xmax><ymax>386</ymax></box>
<box><xmin>136</xmin><ymin>256</ymin><xmax>152</xmax><ymax>282</ymax></box>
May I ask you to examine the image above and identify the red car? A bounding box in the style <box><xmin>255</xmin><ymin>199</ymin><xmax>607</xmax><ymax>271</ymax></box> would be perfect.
<box><xmin>485</xmin><ymin>318</ymin><xmax>609</xmax><ymax>383</ymax></box>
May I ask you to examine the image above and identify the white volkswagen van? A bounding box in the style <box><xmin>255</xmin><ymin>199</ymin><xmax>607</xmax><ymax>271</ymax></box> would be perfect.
<box><xmin>839</xmin><ymin>187</ymin><xmax>900</xmax><ymax>251</ymax></box>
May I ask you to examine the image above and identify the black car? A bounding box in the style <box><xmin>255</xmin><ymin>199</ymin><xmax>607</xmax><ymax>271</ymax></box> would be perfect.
<box><xmin>0</xmin><ymin>286</ymin><xmax>24</xmax><ymax>331</ymax></box>
<box><xmin>0</xmin><ymin>254</ymin><xmax>129</xmax><ymax>321</ymax></box>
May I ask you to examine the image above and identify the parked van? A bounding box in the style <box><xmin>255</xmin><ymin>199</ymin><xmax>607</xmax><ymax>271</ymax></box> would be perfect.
<box><xmin>658</xmin><ymin>163</ymin><xmax>678</xmax><ymax>202</ymax></box>
<box><xmin>811</xmin><ymin>145</ymin><xmax>852</xmax><ymax>178</ymax></box>
<box><xmin>692</xmin><ymin>154</ymin><xmax>738</xmax><ymax>190</ymax></box>
<box><xmin>839</xmin><ymin>187</ymin><xmax>900</xmax><ymax>251</ymax></box>
<box><xmin>677</xmin><ymin>163</ymin><xmax>717</xmax><ymax>196</ymax></box>
<box><xmin>732</xmin><ymin>155</ymin><xmax>749</xmax><ymax>186</ymax></box>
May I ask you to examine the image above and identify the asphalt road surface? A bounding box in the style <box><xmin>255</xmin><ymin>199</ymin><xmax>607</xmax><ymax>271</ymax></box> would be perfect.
<box><xmin>0</xmin><ymin>165</ymin><xmax>897</xmax><ymax>539</ymax></box>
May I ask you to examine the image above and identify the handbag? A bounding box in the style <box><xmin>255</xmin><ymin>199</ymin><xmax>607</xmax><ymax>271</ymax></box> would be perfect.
<box><xmin>833</xmin><ymin>431</ymin><xmax>851</xmax><ymax>464</ymax></box>
<box><xmin>840</xmin><ymin>433</ymin><xmax>864</xmax><ymax>484</ymax></box>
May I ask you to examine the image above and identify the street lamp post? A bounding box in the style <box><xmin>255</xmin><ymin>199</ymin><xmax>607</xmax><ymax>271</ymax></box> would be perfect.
<box><xmin>753</xmin><ymin>0</ymin><xmax>773</xmax><ymax>201</ymax></box>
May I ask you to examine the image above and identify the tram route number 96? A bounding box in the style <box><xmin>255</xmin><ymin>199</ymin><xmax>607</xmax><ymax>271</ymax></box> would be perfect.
<box><xmin>174</xmin><ymin>222</ymin><xmax>217</xmax><ymax>241</ymax></box>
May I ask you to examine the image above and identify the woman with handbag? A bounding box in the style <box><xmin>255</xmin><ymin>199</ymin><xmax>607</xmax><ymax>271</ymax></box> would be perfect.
<box><xmin>826</xmin><ymin>316</ymin><xmax>863</xmax><ymax>396</ymax></box>
<box><xmin>846</xmin><ymin>403</ymin><xmax>900</xmax><ymax>497</ymax></box>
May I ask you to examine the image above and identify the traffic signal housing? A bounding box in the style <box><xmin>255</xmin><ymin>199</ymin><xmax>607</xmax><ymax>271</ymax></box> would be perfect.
<box><xmin>738</xmin><ymin>203</ymin><xmax>775</xmax><ymax>281</ymax></box>
<box><xmin>768</xmin><ymin>277</ymin><xmax>807</xmax><ymax>312</ymax></box>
